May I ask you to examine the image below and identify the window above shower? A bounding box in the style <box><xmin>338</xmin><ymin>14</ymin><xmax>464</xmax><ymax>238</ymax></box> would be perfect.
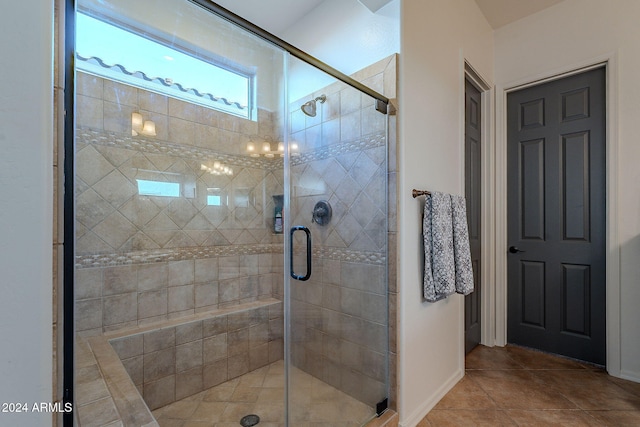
<box><xmin>76</xmin><ymin>11</ymin><xmax>255</xmax><ymax>119</ymax></box>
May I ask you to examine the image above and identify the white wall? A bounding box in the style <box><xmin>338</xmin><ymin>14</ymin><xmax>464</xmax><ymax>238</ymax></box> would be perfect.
<box><xmin>282</xmin><ymin>0</ymin><xmax>400</xmax><ymax>76</ymax></box>
<box><xmin>0</xmin><ymin>2</ymin><xmax>54</xmax><ymax>426</ymax></box>
<box><xmin>398</xmin><ymin>1</ymin><xmax>493</xmax><ymax>425</ymax></box>
<box><xmin>281</xmin><ymin>0</ymin><xmax>399</xmax><ymax>100</ymax></box>
<box><xmin>494</xmin><ymin>0</ymin><xmax>640</xmax><ymax>382</ymax></box>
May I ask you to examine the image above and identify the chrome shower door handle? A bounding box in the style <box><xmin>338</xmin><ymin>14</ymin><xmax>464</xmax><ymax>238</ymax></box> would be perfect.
<box><xmin>290</xmin><ymin>226</ymin><xmax>312</xmax><ymax>281</ymax></box>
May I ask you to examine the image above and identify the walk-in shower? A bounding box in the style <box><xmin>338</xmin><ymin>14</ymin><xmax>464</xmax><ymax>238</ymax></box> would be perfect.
<box><xmin>67</xmin><ymin>0</ymin><xmax>392</xmax><ymax>425</ymax></box>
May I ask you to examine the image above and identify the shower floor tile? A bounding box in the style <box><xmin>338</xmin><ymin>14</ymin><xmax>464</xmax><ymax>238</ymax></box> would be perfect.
<box><xmin>152</xmin><ymin>360</ymin><xmax>375</xmax><ymax>427</ymax></box>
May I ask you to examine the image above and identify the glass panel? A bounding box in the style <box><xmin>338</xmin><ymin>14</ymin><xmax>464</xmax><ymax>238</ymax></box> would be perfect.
<box><xmin>73</xmin><ymin>0</ymin><xmax>287</xmax><ymax>423</ymax></box>
<box><xmin>286</xmin><ymin>55</ymin><xmax>389</xmax><ymax>425</ymax></box>
<box><xmin>72</xmin><ymin>1</ymin><xmax>388</xmax><ymax>426</ymax></box>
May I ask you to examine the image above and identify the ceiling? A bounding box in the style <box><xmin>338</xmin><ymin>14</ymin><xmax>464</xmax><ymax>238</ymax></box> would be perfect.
<box><xmin>211</xmin><ymin>0</ymin><xmax>325</xmax><ymax>34</ymax></box>
<box><xmin>212</xmin><ymin>0</ymin><xmax>565</xmax><ymax>36</ymax></box>
<box><xmin>474</xmin><ymin>0</ymin><xmax>564</xmax><ymax>29</ymax></box>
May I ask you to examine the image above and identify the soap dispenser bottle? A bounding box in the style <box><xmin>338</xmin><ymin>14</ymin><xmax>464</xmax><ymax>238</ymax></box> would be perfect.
<box><xmin>274</xmin><ymin>207</ymin><xmax>283</xmax><ymax>233</ymax></box>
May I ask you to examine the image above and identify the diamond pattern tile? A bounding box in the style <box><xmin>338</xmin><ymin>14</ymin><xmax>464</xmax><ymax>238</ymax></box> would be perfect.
<box><xmin>349</xmin><ymin>232</ymin><xmax>377</xmax><ymax>252</ymax></box>
<box><xmin>76</xmin><ymin>188</ymin><xmax>115</xmax><ymax>229</ymax></box>
<box><xmin>145</xmin><ymin>153</ymin><xmax>178</xmax><ymax>172</ymax></box>
<box><xmin>122</xmin><ymin>232</ymin><xmax>161</xmax><ymax>251</ymax></box>
<box><xmin>93</xmin><ymin>169</ymin><xmax>137</xmax><ymax>209</ymax></box>
<box><xmin>202</xmin><ymin>230</ymin><xmax>230</xmax><ymax>246</ymax></box>
<box><xmin>95</xmin><ymin>145</ymin><xmax>136</xmax><ymax>168</ymax></box>
<box><xmin>248</xmin><ymin>228</ymin><xmax>269</xmax><ymax>244</ymax></box>
<box><xmin>145</xmin><ymin>230</ymin><xmax>178</xmax><ymax>247</ymax></box>
<box><xmin>231</xmin><ymin>168</ymin><xmax>257</xmax><ymax>189</ymax></box>
<box><xmin>166</xmin><ymin>158</ymin><xmax>194</xmax><ymax>177</ymax></box>
<box><xmin>261</xmin><ymin>173</ymin><xmax>282</xmax><ymax>197</ymax></box>
<box><xmin>234</xmin><ymin>230</ymin><xmax>258</xmax><ymax>245</ymax></box>
<box><xmin>308</xmin><ymin>158</ymin><xmax>330</xmax><ymax>177</ymax></box>
<box><xmin>76</xmin><ymin>145</ymin><xmax>115</xmax><ymax>186</ymax></box>
<box><xmin>335</xmin><ymin>151</ymin><xmax>359</xmax><ymax>171</ymax></box>
<box><xmin>200</xmin><ymin>171</ymin><xmax>232</xmax><ymax>189</ymax></box>
<box><xmin>184</xmin><ymin>213</ymin><xmax>214</xmax><ymax>231</ymax></box>
<box><xmin>201</xmin><ymin>206</ymin><xmax>229</xmax><ymax>229</ymax></box>
<box><xmin>327</xmin><ymin>193</ymin><xmax>349</xmax><ymax>225</ymax></box>
<box><xmin>119</xmin><ymin>196</ymin><xmax>161</xmax><ymax>228</ymax></box>
<box><xmin>349</xmin><ymin>152</ymin><xmax>378</xmax><ymax>188</ymax></box>
<box><xmin>76</xmin><ymin>229</ymin><xmax>112</xmax><ymax>253</ymax></box>
<box><xmin>363</xmin><ymin>145</ymin><xmax>386</xmax><ymax>166</ymax></box>
<box><xmin>233</xmin><ymin>206</ymin><xmax>259</xmax><ymax>229</ymax></box>
<box><xmin>292</xmin><ymin>197</ymin><xmax>316</xmax><ymax>226</ymax></box>
<box><xmin>184</xmin><ymin>230</ymin><xmax>212</xmax><ymax>246</ymax></box>
<box><xmin>350</xmin><ymin>192</ymin><xmax>377</xmax><ymax>228</ymax></box>
<box><xmin>74</xmin><ymin>81</ymin><xmax>390</xmax><ymax>259</ymax></box>
<box><xmin>334</xmin><ymin>175</ymin><xmax>361</xmax><ymax>205</ymax></box>
<box><xmin>219</xmin><ymin>229</ymin><xmax>243</xmax><ymax>245</ymax></box>
<box><xmin>116</xmin><ymin>154</ymin><xmax>145</xmax><ymax>183</ymax></box>
<box><xmin>324</xmin><ymin>230</ymin><xmax>347</xmax><ymax>248</ymax></box>
<box><xmin>164</xmin><ymin>231</ymin><xmax>198</xmax><ymax>249</ymax></box>
<box><xmin>75</xmin><ymin>220</ymin><xmax>87</xmax><ymax>240</ymax></box>
<box><xmin>335</xmin><ymin>213</ymin><xmax>362</xmax><ymax>246</ymax></box>
<box><xmin>92</xmin><ymin>211</ymin><xmax>138</xmax><ymax>250</ymax></box>
<box><xmin>165</xmin><ymin>198</ymin><xmax>199</xmax><ymax>229</ymax></box>
<box><xmin>364</xmin><ymin>169</ymin><xmax>385</xmax><ymax>207</ymax></box>
<box><xmin>145</xmin><ymin>212</ymin><xmax>180</xmax><ymax>231</ymax></box>
<box><xmin>75</xmin><ymin>177</ymin><xmax>90</xmax><ymax>198</ymax></box>
<box><xmin>365</xmin><ymin>210</ymin><xmax>387</xmax><ymax>250</ymax></box>
<box><xmin>322</xmin><ymin>159</ymin><xmax>348</xmax><ymax>192</ymax></box>
<box><xmin>295</xmin><ymin>166</ymin><xmax>327</xmax><ymax>197</ymax></box>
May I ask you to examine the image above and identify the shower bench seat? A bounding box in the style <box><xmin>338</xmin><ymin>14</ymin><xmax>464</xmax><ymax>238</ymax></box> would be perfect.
<box><xmin>76</xmin><ymin>298</ymin><xmax>283</xmax><ymax>426</ymax></box>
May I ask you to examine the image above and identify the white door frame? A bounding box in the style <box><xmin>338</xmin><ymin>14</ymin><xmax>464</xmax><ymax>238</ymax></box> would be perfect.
<box><xmin>493</xmin><ymin>53</ymin><xmax>621</xmax><ymax>377</ymax></box>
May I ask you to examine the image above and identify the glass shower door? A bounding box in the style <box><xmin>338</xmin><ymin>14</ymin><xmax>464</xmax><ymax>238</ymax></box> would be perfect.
<box><xmin>73</xmin><ymin>1</ymin><xmax>291</xmax><ymax>424</ymax></box>
<box><xmin>71</xmin><ymin>0</ymin><xmax>389</xmax><ymax>425</ymax></box>
<box><xmin>285</xmin><ymin>55</ymin><xmax>389</xmax><ymax>425</ymax></box>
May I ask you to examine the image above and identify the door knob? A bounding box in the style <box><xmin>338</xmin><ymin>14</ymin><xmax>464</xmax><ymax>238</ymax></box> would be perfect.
<box><xmin>509</xmin><ymin>246</ymin><xmax>526</xmax><ymax>254</ymax></box>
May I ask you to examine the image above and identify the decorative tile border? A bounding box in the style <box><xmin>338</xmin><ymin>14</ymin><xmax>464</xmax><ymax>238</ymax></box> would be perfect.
<box><xmin>77</xmin><ymin>127</ymin><xmax>386</xmax><ymax>170</ymax></box>
<box><xmin>290</xmin><ymin>131</ymin><xmax>386</xmax><ymax>166</ymax></box>
<box><xmin>77</xmin><ymin>127</ymin><xmax>277</xmax><ymax>170</ymax></box>
<box><xmin>76</xmin><ymin>243</ymin><xmax>385</xmax><ymax>268</ymax></box>
<box><xmin>75</xmin><ymin>243</ymin><xmax>281</xmax><ymax>268</ymax></box>
<box><xmin>314</xmin><ymin>246</ymin><xmax>386</xmax><ymax>265</ymax></box>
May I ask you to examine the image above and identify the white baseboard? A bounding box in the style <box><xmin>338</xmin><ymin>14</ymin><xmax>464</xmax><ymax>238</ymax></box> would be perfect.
<box><xmin>619</xmin><ymin>369</ymin><xmax>640</xmax><ymax>384</ymax></box>
<box><xmin>399</xmin><ymin>368</ymin><xmax>464</xmax><ymax>427</ymax></box>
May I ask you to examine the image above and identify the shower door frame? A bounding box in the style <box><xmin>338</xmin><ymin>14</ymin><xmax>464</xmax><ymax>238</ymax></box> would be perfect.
<box><xmin>61</xmin><ymin>0</ymin><xmax>390</xmax><ymax>425</ymax></box>
<box><xmin>187</xmin><ymin>0</ymin><xmax>390</xmax><ymax>113</ymax></box>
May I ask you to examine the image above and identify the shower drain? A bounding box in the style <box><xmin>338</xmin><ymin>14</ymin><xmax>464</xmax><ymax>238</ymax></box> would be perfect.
<box><xmin>240</xmin><ymin>414</ymin><xmax>260</xmax><ymax>426</ymax></box>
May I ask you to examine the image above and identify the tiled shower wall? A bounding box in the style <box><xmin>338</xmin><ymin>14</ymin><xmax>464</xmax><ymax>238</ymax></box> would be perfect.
<box><xmin>74</xmin><ymin>71</ymin><xmax>285</xmax><ymax>335</ymax></box>
<box><xmin>287</xmin><ymin>55</ymin><xmax>397</xmax><ymax>407</ymax></box>
<box><xmin>71</xmin><ymin>53</ymin><xmax>399</xmax><ymax>411</ymax></box>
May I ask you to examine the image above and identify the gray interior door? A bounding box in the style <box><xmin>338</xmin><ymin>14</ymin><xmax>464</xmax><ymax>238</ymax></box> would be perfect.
<box><xmin>464</xmin><ymin>79</ymin><xmax>482</xmax><ymax>354</ymax></box>
<box><xmin>507</xmin><ymin>67</ymin><xmax>606</xmax><ymax>365</ymax></box>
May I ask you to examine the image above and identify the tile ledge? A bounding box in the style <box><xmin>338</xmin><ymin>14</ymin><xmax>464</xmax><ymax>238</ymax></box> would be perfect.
<box><xmin>102</xmin><ymin>297</ymin><xmax>282</xmax><ymax>340</ymax></box>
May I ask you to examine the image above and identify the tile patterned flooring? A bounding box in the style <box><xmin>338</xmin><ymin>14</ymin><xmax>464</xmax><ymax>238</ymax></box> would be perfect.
<box><xmin>152</xmin><ymin>360</ymin><xmax>375</xmax><ymax>427</ymax></box>
<box><xmin>420</xmin><ymin>345</ymin><xmax>640</xmax><ymax>426</ymax></box>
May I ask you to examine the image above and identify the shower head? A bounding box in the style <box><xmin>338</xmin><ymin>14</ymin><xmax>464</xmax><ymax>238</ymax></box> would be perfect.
<box><xmin>300</xmin><ymin>94</ymin><xmax>326</xmax><ymax>117</ymax></box>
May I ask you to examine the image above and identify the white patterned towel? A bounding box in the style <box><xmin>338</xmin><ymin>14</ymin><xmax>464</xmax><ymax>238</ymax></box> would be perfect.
<box><xmin>451</xmin><ymin>194</ymin><xmax>474</xmax><ymax>295</ymax></box>
<box><xmin>423</xmin><ymin>191</ymin><xmax>456</xmax><ymax>302</ymax></box>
